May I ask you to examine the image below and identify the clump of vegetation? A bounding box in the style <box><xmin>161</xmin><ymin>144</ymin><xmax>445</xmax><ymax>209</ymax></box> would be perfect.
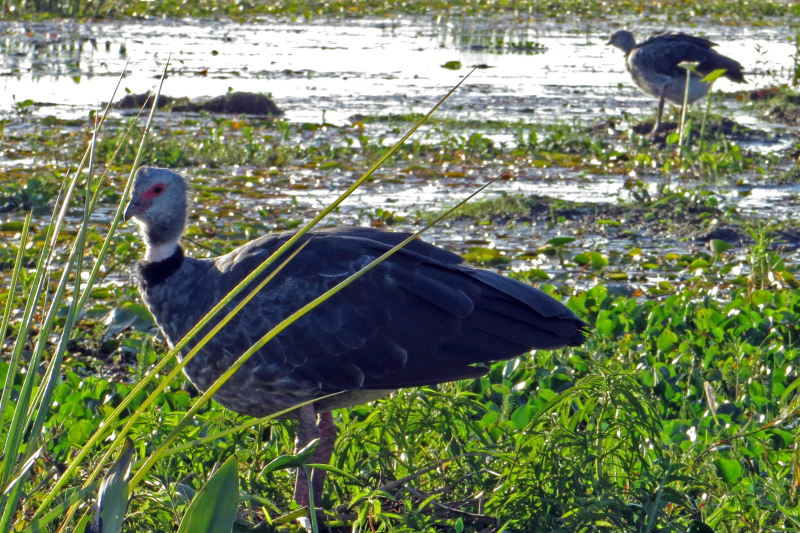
<box><xmin>2</xmin><ymin>0</ymin><xmax>800</xmax><ymax>22</ymax></box>
<box><xmin>2</xmin><ymin>59</ymin><xmax>800</xmax><ymax>533</ymax></box>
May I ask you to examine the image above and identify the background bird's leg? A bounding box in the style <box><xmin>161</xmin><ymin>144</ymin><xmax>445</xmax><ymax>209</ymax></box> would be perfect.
<box><xmin>310</xmin><ymin>411</ymin><xmax>336</xmax><ymax>504</ymax></box>
<box><xmin>293</xmin><ymin>403</ymin><xmax>320</xmax><ymax>507</ymax></box>
<box><xmin>653</xmin><ymin>89</ymin><xmax>666</xmax><ymax>133</ymax></box>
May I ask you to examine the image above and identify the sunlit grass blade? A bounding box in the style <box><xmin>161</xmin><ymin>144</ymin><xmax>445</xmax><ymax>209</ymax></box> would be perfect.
<box><xmin>678</xmin><ymin>61</ymin><xmax>698</xmax><ymax>146</ymax></box>
<box><xmin>0</xmin><ymin>61</ymin><xmax>127</xmax><ymax>448</ymax></box>
<box><xmin>0</xmin><ymin>213</ymin><xmax>31</xmax><ymax>438</ymax></box>
<box><xmin>1</xmin><ymin>447</ymin><xmax>40</xmax><ymax>496</ymax></box>
<box><xmin>34</xmin><ymin>69</ymin><xmax>476</xmax><ymax>523</ymax></box>
<box><xmin>0</xmin><ymin>168</ymin><xmax>87</xmax><ymax>532</ymax></box>
<box><xmin>36</xmin><ymin>233</ymin><xmax>311</xmax><ymax>527</ymax></box>
<box><xmin>31</xmin><ymin>59</ymin><xmax>172</xmax><ymax>530</ymax></box>
<box><xmin>74</xmin><ymin>101</ymin><xmax>152</xmax><ymax>314</ymax></box>
<box><xmin>25</xmin><ymin>105</ymin><xmax>99</xmax><ymax>434</ymax></box>
<box><xmin>0</xmin><ymin>91</ymin><xmax>123</xmax><ymax>533</ymax></box>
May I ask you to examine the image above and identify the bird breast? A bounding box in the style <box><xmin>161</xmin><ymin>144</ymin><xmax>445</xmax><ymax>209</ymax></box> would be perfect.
<box><xmin>627</xmin><ymin>61</ymin><xmax>711</xmax><ymax>106</ymax></box>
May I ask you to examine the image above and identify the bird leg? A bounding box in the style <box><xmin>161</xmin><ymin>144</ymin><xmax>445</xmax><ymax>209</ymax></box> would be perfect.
<box><xmin>293</xmin><ymin>405</ymin><xmax>337</xmax><ymax>509</ymax></box>
<box><xmin>293</xmin><ymin>404</ymin><xmax>319</xmax><ymax>508</ymax></box>
<box><xmin>311</xmin><ymin>412</ymin><xmax>336</xmax><ymax>500</ymax></box>
<box><xmin>652</xmin><ymin>91</ymin><xmax>666</xmax><ymax>134</ymax></box>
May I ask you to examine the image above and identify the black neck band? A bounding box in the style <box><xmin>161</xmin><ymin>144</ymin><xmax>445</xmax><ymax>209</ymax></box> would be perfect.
<box><xmin>138</xmin><ymin>246</ymin><xmax>184</xmax><ymax>289</ymax></box>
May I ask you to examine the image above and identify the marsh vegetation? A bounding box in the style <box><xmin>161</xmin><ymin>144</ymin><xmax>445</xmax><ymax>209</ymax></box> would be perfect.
<box><xmin>1</xmin><ymin>6</ymin><xmax>800</xmax><ymax>533</ymax></box>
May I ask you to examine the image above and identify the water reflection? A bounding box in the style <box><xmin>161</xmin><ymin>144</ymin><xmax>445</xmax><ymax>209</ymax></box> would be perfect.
<box><xmin>1</xmin><ymin>17</ymin><xmax>796</xmax><ymax>125</ymax></box>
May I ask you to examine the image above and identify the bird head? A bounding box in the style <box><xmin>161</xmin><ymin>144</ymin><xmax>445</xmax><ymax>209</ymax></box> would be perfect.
<box><xmin>606</xmin><ymin>30</ymin><xmax>636</xmax><ymax>54</ymax></box>
<box><xmin>125</xmin><ymin>167</ymin><xmax>188</xmax><ymax>259</ymax></box>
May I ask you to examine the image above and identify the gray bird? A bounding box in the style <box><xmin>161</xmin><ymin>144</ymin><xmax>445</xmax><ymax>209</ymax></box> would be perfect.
<box><xmin>607</xmin><ymin>30</ymin><xmax>745</xmax><ymax>133</ymax></box>
<box><xmin>124</xmin><ymin>166</ymin><xmax>588</xmax><ymax>509</ymax></box>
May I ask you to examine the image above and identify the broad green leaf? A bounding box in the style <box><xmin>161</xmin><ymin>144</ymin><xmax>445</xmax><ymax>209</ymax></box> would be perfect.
<box><xmin>461</xmin><ymin>247</ymin><xmax>511</xmax><ymax>265</ymax></box>
<box><xmin>714</xmin><ymin>457</ymin><xmax>742</xmax><ymax>484</ymax></box>
<box><xmin>709</xmin><ymin>239</ymin><xmax>733</xmax><ymax>254</ymax></box>
<box><xmin>259</xmin><ymin>438</ymin><xmax>319</xmax><ymax>478</ymax></box>
<box><xmin>596</xmin><ymin>318</ymin><xmax>614</xmax><ymax>336</ymax></box>
<box><xmin>510</xmin><ymin>405</ymin><xmax>536</xmax><ymax>430</ymax></box>
<box><xmin>546</xmin><ymin>237</ymin><xmax>575</xmax><ymax>247</ymax></box>
<box><xmin>573</xmin><ymin>252</ymin><xmax>608</xmax><ymax>269</ymax></box>
<box><xmin>177</xmin><ymin>455</ymin><xmax>239</xmax><ymax>533</ymax></box>
<box><xmin>657</xmin><ymin>329</ymin><xmax>678</xmax><ymax>352</ymax></box>
<box><xmin>701</xmin><ymin>68</ymin><xmax>729</xmax><ymax>83</ymax></box>
<box><xmin>751</xmin><ymin>290</ymin><xmax>772</xmax><ymax>306</ymax></box>
<box><xmin>0</xmin><ymin>221</ymin><xmax>26</xmax><ymax>232</ymax></box>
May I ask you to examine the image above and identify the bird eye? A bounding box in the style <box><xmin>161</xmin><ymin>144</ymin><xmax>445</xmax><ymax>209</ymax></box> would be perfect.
<box><xmin>153</xmin><ymin>185</ymin><xmax>164</xmax><ymax>194</ymax></box>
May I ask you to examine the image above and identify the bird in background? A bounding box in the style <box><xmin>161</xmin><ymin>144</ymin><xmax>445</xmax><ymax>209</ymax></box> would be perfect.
<box><xmin>607</xmin><ymin>30</ymin><xmax>745</xmax><ymax>133</ymax></box>
<box><xmin>124</xmin><ymin>166</ymin><xmax>588</xmax><ymax>512</ymax></box>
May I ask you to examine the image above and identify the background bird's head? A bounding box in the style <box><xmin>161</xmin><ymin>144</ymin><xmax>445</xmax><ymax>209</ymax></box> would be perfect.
<box><xmin>607</xmin><ymin>30</ymin><xmax>636</xmax><ymax>54</ymax></box>
<box><xmin>124</xmin><ymin>166</ymin><xmax>188</xmax><ymax>260</ymax></box>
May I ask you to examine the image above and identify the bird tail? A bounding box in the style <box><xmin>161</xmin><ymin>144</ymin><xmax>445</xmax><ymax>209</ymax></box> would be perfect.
<box><xmin>702</xmin><ymin>54</ymin><xmax>745</xmax><ymax>83</ymax></box>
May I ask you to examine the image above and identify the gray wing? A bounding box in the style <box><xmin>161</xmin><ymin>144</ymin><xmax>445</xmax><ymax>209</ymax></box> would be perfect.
<box><xmin>633</xmin><ymin>31</ymin><xmax>745</xmax><ymax>82</ymax></box>
<box><xmin>199</xmin><ymin>227</ymin><xmax>585</xmax><ymax>395</ymax></box>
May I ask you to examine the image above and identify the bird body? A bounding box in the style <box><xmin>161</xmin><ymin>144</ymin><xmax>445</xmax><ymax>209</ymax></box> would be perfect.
<box><xmin>125</xmin><ymin>166</ymin><xmax>588</xmax><ymax>506</ymax></box>
<box><xmin>136</xmin><ymin>213</ymin><xmax>586</xmax><ymax>419</ymax></box>
<box><xmin>607</xmin><ymin>30</ymin><xmax>745</xmax><ymax>132</ymax></box>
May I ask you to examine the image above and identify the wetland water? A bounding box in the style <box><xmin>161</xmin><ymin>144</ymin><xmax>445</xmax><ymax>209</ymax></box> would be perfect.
<box><xmin>1</xmin><ymin>16</ymin><xmax>799</xmax><ymax>283</ymax></box>
<box><xmin>1</xmin><ymin>17</ymin><xmax>796</xmax><ymax>123</ymax></box>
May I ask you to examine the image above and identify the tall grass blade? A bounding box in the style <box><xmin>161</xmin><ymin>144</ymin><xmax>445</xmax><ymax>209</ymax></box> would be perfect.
<box><xmin>25</xmin><ymin>106</ymin><xmax>99</xmax><ymax>449</ymax></box>
<box><xmin>37</xmin><ymin>60</ymin><xmax>172</xmax><ymax>532</ymax></box>
<box><xmin>302</xmin><ymin>465</ymin><xmax>319</xmax><ymax>533</ymax></box>
<box><xmin>128</xmin><ymin>171</ymin><xmax>503</xmax><ymax>490</ymax></box>
<box><xmin>0</xmin><ymin>213</ymin><xmax>31</xmax><ymax>436</ymax></box>
<box><xmin>0</xmin><ymin>166</ymin><xmax>87</xmax><ymax>532</ymax></box>
<box><xmin>22</xmin><ymin>483</ymin><xmax>101</xmax><ymax>533</ymax></box>
<box><xmin>34</xmin><ymin>69</ymin><xmax>476</xmax><ymax>522</ymax></box>
<box><xmin>37</xmin><ymin>237</ymin><xmax>312</xmax><ymax>526</ymax></box>
<box><xmin>0</xmin><ymin>66</ymin><xmax>126</xmax><ymax>458</ymax></box>
<box><xmin>1</xmin><ymin>447</ymin><xmax>40</xmax><ymax>496</ymax></box>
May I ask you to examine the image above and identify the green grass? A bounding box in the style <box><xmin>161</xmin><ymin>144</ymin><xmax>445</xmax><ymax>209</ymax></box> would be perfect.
<box><xmin>10</xmin><ymin>231</ymin><xmax>800</xmax><ymax>532</ymax></box>
<box><xmin>3</xmin><ymin>0</ymin><xmax>800</xmax><ymax>23</ymax></box>
<box><xmin>1</xmin><ymin>87</ymin><xmax>800</xmax><ymax>532</ymax></box>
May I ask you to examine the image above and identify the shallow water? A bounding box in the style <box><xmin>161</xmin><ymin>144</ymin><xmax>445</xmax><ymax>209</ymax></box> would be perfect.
<box><xmin>1</xmin><ymin>16</ymin><xmax>798</xmax><ymax>284</ymax></box>
<box><xmin>1</xmin><ymin>17</ymin><xmax>797</xmax><ymax>125</ymax></box>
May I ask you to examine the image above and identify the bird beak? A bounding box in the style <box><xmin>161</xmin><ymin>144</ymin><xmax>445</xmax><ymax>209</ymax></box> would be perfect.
<box><xmin>605</xmin><ymin>38</ymin><xmax>613</xmax><ymax>45</ymax></box>
<box><xmin>124</xmin><ymin>196</ymin><xmax>144</xmax><ymax>222</ymax></box>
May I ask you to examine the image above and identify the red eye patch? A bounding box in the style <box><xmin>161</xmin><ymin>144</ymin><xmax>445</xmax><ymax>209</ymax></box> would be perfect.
<box><xmin>142</xmin><ymin>183</ymin><xmax>166</xmax><ymax>200</ymax></box>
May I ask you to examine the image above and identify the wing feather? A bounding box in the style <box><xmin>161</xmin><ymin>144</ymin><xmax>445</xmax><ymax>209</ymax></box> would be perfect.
<box><xmin>147</xmin><ymin>226</ymin><xmax>588</xmax><ymax>417</ymax></box>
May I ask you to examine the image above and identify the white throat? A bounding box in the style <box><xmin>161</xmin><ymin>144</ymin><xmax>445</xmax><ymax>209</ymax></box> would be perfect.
<box><xmin>144</xmin><ymin>240</ymin><xmax>179</xmax><ymax>262</ymax></box>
